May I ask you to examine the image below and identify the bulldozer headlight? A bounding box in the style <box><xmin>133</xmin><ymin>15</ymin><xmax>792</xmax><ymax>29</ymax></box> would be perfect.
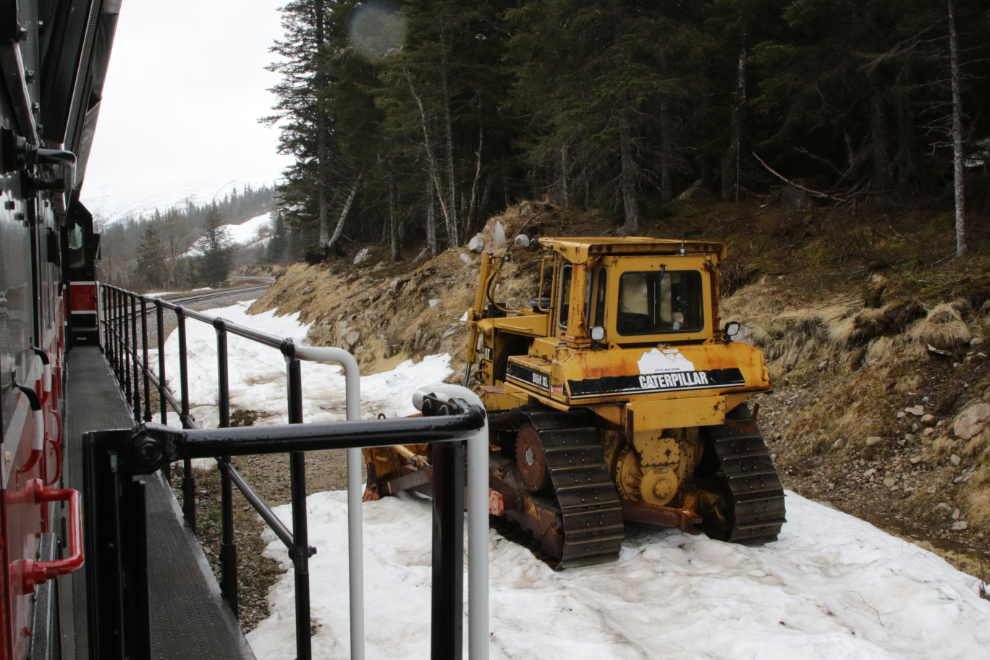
<box><xmin>724</xmin><ymin>321</ymin><xmax>740</xmax><ymax>338</ymax></box>
<box><xmin>590</xmin><ymin>326</ymin><xmax>605</xmax><ymax>342</ymax></box>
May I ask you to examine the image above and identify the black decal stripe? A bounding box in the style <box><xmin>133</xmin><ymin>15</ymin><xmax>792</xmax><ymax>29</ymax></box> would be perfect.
<box><xmin>507</xmin><ymin>361</ymin><xmax>551</xmax><ymax>391</ymax></box>
<box><xmin>568</xmin><ymin>368</ymin><xmax>746</xmax><ymax>398</ymax></box>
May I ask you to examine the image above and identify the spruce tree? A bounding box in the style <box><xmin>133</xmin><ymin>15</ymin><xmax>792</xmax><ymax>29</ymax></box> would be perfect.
<box><xmin>198</xmin><ymin>206</ymin><xmax>233</xmax><ymax>287</ymax></box>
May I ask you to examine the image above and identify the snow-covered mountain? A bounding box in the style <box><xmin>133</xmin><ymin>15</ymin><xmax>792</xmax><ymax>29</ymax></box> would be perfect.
<box><xmin>80</xmin><ymin>175</ymin><xmax>278</xmax><ymax>225</ymax></box>
<box><xmin>184</xmin><ymin>212</ymin><xmax>272</xmax><ymax>257</ymax></box>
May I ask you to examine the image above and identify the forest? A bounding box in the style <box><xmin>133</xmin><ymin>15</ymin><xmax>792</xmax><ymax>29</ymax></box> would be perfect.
<box><xmin>265</xmin><ymin>0</ymin><xmax>990</xmax><ymax>263</ymax></box>
<box><xmin>99</xmin><ymin>184</ymin><xmax>274</xmax><ymax>289</ymax></box>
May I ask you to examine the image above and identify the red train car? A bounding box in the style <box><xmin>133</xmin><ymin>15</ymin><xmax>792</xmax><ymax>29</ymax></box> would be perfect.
<box><xmin>0</xmin><ymin>0</ymin><xmax>117</xmax><ymax>656</ymax></box>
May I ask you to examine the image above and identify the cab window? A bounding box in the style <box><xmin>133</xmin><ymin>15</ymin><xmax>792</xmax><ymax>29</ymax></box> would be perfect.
<box><xmin>617</xmin><ymin>270</ymin><xmax>704</xmax><ymax>335</ymax></box>
<box><xmin>557</xmin><ymin>264</ymin><xmax>571</xmax><ymax>329</ymax></box>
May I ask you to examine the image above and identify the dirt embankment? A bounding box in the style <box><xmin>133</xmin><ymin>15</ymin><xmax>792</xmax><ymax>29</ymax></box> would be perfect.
<box><xmin>250</xmin><ymin>199</ymin><xmax>990</xmax><ymax>578</ymax></box>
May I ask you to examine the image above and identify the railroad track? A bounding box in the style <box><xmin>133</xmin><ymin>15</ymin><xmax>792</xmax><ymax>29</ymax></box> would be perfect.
<box><xmin>110</xmin><ymin>285</ymin><xmax>271</xmax><ymax>316</ymax></box>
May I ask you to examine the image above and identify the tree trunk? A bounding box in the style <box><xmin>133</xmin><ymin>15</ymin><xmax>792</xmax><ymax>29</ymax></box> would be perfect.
<box><xmin>560</xmin><ymin>142</ymin><xmax>570</xmax><ymax>207</ymax></box>
<box><xmin>324</xmin><ymin>175</ymin><xmax>362</xmax><ymax>257</ymax></box>
<box><xmin>948</xmin><ymin>0</ymin><xmax>966</xmax><ymax>257</ymax></box>
<box><xmin>441</xmin><ymin>63</ymin><xmax>459</xmax><ymax>246</ymax></box>
<box><xmin>409</xmin><ymin>77</ymin><xmax>456</xmax><ymax>249</ymax></box>
<box><xmin>465</xmin><ymin>123</ymin><xmax>484</xmax><ymax>236</ymax></box>
<box><xmin>314</xmin><ymin>0</ymin><xmax>331</xmax><ymax>250</ymax></box>
<box><xmin>389</xmin><ymin>172</ymin><xmax>400</xmax><ymax>263</ymax></box>
<box><xmin>721</xmin><ymin>44</ymin><xmax>747</xmax><ymax>201</ymax></box>
<box><xmin>617</xmin><ymin>98</ymin><xmax>641</xmax><ymax>236</ymax></box>
<box><xmin>659</xmin><ymin>53</ymin><xmax>673</xmax><ymax>202</ymax></box>
<box><xmin>426</xmin><ymin>175</ymin><xmax>437</xmax><ymax>258</ymax></box>
<box><xmin>869</xmin><ymin>82</ymin><xmax>891</xmax><ymax>191</ymax></box>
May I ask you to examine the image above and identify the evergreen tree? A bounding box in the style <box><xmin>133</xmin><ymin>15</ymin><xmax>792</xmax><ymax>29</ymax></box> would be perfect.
<box><xmin>134</xmin><ymin>221</ymin><xmax>168</xmax><ymax>290</ymax></box>
<box><xmin>198</xmin><ymin>206</ymin><xmax>233</xmax><ymax>287</ymax></box>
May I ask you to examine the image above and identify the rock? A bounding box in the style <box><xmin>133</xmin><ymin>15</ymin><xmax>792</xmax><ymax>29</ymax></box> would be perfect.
<box><xmin>971</xmin><ymin>337</ymin><xmax>984</xmax><ymax>346</ymax></box>
<box><xmin>441</xmin><ymin>327</ymin><xmax>457</xmax><ymax>340</ymax></box>
<box><xmin>910</xmin><ymin>456</ymin><xmax>922</xmax><ymax>464</ymax></box>
<box><xmin>345</xmin><ymin>330</ymin><xmax>360</xmax><ymax>346</ymax></box>
<box><xmin>921</xmin><ymin>414</ymin><xmax>934</xmax><ymax>423</ymax></box>
<box><xmin>518</xmin><ymin>203</ymin><xmax>535</xmax><ymax>218</ymax></box>
<box><xmin>951</xmin><ymin>521</ymin><xmax>968</xmax><ymax>531</ymax></box>
<box><xmin>883</xmin><ymin>477</ymin><xmax>897</xmax><ymax>488</ymax></box>
<box><xmin>514</xmin><ymin>234</ymin><xmax>531</xmax><ymax>249</ymax></box>
<box><xmin>459</xmin><ymin>253</ymin><xmax>473</xmax><ymax>266</ymax></box>
<box><xmin>953</xmin><ymin>403</ymin><xmax>990</xmax><ymax>440</ymax></box>
<box><xmin>954</xmin><ymin>468</ymin><xmax>978</xmax><ymax>484</ymax></box>
<box><xmin>863</xmin><ymin>468</ymin><xmax>877</xmax><ymax>477</ymax></box>
<box><xmin>817</xmin><ymin>359</ymin><xmax>828</xmax><ymax>371</ymax></box>
<box><xmin>492</xmin><ymin>221</ymin><xmax>507</xmax><ymax>247</ymax></box>
<box><xmin>866</xmin><ymin>436</ymin><xmax>883</xmax><ymax>446</ymax></box>
<box><xmin>871</xmin><ymin>273</ymin><xmax>885</xmax><ymax>283</ymax></box>
<box><xmin>353</xmin><ymin>247</ymin><xmax>373</xmax><ymax>265</ymax></box>
<box><xmin>952</xmin><ymin>508</ymin><xmax>961</xmax><ymax>520</ymax></box>
<box><xmin>468</xmin><ymin>234</ymin><xmax>485</xmax><ymax>252</ymax></box>
<box><xmin>675</xmin><ymin>185</ymin><xmax>709</xmax><ymax>202</ymax></box>
<box><xmin>831</xmin><ymin>438</ymin><xmax>844</xmax><ymax>450</ymax></box>
<box><xmin>354</xmin><ymin>346</ymin><xmax>365</xmax><ymax>356</ymax></box>
<box><xmin>904</xmin><ymin>433</ymin><xmax>915</xmax><ymax>443</ymax></box>
<box><xmin>905</xmin><ymin>405</ymin><xmax>925</xmax><ymax>416</ymax></box>
<box><xmin>896</xmin><ymin>411</ymin><xmax>906</xmax><ymax>419</ymax></box>
<box><xmin>301</xmin><ymin>286</ymin><xmax>314</xmax><ymax>295</ymax></box>
<box><xmin>781</xmin><ymin>185</ymin><xmax>812</xmax><ymax>209</ymax></box>
<box><xmin>949</xmin><ymin>454</ymin><xmax>961</xmax><ymax>466</ymax></box>
<box><xmin>429</xmin><ymin>299</ymin><xmax>443</xmax><ymax>309</ymax></box>
<box><xmin>923</xmin><ymin>427</ymin><xmax>935</xmax><ymax>437</ymax></box>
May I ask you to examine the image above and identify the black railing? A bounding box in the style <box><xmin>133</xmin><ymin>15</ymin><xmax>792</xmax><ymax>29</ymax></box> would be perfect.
<box><xmin>96</xmin><ymin>284</ymin><xmax>487</xmax><ymax>660</ymax></box>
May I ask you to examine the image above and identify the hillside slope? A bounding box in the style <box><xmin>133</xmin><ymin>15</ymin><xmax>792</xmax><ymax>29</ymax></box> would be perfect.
<box><xmin>250</xmin><ymin>199</ymin><xmax>990</xmax><ymax>577</ymax></box>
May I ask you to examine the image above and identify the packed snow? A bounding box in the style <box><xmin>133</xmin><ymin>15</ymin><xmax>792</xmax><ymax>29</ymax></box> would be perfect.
<box><xmin>149</xmin><ymin>298</ymin><xmax>990</xmax><ymax>659</ymax></box>
<box><xmin>154</xmin><ymin>299</ymin><xmax>454</xmax><ymax>448</ymax></box>
<box><xmin>247</xmin><ymin>491</ymin><xmax>990</xmax><ymax>660</ymax></box>
<box><xmin>183</xmin><ymin>212</ymin><xmax>273</xmax><ymax>257</ymax></box>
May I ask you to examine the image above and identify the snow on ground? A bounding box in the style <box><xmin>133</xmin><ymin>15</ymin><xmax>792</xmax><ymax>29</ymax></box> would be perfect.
<box><xmin>247</xmin><ymin>491</ymin><xmax>990</xmax><ymax>660</ymax></box>
<box><xmin>148</xmin><ymin>298</ymin><xmax>990</xmax><ymax>659</ymax></box>
<box><xmin>152</xmin><ymin>300</ymin><xmax>453</xmax><ymax>467</ymax></box>
<box><xmin>184</xmin><ymin>212</ymin><xmax>273</xmax><ymax>256</ymax></box>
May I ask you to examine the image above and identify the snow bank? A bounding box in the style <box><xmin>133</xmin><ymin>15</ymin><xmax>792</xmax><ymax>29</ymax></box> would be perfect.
<box><xmin>184</xmin><ymin>212</ymin><xmax>273</xmax><ymax>256</ymax></box>
<box><xmin>159</xmin><ymin>299</ymin><xmax>453</xmax><ymax>431</ymax></box>
<box><xmin>247</xmin><ymin>491</ymin><xmax>990</xmax><ymax>660</ymax></box>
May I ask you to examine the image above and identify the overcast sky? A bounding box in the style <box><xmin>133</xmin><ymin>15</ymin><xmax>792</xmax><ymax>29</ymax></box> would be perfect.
<box><xmin>81</xmin><ymin>0</ymin><xmax>292</xmax><ymax>221</ymax></box>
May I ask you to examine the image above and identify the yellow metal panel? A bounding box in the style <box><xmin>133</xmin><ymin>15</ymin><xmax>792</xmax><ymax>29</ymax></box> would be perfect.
<box><xmin>627</xmin><ymin>396</ymin><xmax>726</xmax><ymax>433</ymax></box>
<box><xmin>491</xmin><ymin>314</ymin><xmax>550</xmax><ymax>337</ymax></box>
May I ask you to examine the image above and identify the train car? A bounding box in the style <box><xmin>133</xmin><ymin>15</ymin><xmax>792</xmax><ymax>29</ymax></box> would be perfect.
<box><xmin>1</xmin><ymin>0</ymin><xmax>118</xmax><ymax>657</ymax></box>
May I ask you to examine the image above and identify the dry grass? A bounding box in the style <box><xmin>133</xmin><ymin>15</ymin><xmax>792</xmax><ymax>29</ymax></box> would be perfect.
<box><xmin>909</xmin><ymin>302</ymin><xmax>972</xmax><ymax>354</ymax></box>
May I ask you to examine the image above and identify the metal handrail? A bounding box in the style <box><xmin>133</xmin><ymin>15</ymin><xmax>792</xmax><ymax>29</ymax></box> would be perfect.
<box><xmin>99</xmin><ymin>284</ymin><xmax>362</xmax><ymax>660</ymax></box>
<box><xmin>97</xmin><ymin>283</ymin><xmax>490</xmax><ymax>660</ymax></box>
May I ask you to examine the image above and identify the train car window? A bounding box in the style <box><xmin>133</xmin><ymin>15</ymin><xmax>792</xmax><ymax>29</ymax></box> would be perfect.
<box><xmin>67</xmin><ymin>222</ymin><xmax>86</xmax><ymax>268</ymax></box>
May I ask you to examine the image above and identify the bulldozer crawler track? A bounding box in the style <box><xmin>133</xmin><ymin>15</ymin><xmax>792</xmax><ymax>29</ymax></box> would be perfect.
<box><xmin>703</xmin><ymin>424</ymin><xmax>786</xmax><ymax>544</ymax></box>
<box><xmin>493</xmin><ymin>408</ymin><xmax>625</xmax><ymax>569</ymax></box>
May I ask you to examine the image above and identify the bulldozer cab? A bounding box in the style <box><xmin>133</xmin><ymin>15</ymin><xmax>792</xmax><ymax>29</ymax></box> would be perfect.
<box><xmin>539</xmin><ymin>237</ymin><xmax>728</xmax><ymax>348</ymax></box>
<box><xmin>548</xmin><ymin>247</ymin><xmax>718</xmax><ymax>348</ymax></box>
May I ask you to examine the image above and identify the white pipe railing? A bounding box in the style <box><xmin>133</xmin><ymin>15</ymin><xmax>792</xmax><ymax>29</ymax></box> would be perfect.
<box><xmin>292</xmin><ymin>346</ymin><xmax>364</xmax><ymax>660</ymax></box>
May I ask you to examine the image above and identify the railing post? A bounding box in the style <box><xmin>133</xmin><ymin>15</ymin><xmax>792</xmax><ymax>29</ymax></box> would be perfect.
<box><xmin>112</xmin><ymin>289</ymin><xmax>121</xmax><ymax>384</ymax></box>
<box><xmin>155</xmin><ymin>301</ymin><xmax>167</xmax><ymax>426</ymax></box>
<box><xmin>140</xmin><ymin>298</ymin><xmax>152</xmax><ymax>423</ymax></box>
<box><xmin>215</xmin><ymin>320</ymin><xmax>238</xmax><ymax>618</ymax></box>
<box><xmin>287</xmin><ymin>357</ymin><xmax>312</xmax><ymax>660</ymax></box>
<box><xmin>431</xmin><ymin>439</ymin><xmax>465</xmax><ymax>660</ymax></box>
<box><xmin>102</xmin><ymin>286</ymin><xmax>112</xmax><ymax>367</ymax></box>
<box><xmin>155</xmin><ymin>299</ymin><xmax>170</xmax><ymax>485</ymax></box>
<box><xmin>122</xmin><ymin>292</ymin><xmax>132</xmax><ymax>409</ymax></box>
<box><xmin>176</xmin><ymin>306</ymin><xmax>196</xmax><ymax>533</ymax></box>
<box><xmin>130</xmin><ymin>295</ymin><xmax>141</xmax><ymax>423</ymax></box>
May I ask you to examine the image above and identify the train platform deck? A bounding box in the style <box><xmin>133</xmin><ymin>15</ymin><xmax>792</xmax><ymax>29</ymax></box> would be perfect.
<box><xmin>63</xmin><ymin>346</ymin><xmax>255</xmax><ymax>660</ymax></box>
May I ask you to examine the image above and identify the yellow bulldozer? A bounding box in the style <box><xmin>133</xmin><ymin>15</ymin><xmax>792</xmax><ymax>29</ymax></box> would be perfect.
<box><xmin>364</xmin><ymin>237</ymin><xmax>785</xmax><ymax>569</ymax></box>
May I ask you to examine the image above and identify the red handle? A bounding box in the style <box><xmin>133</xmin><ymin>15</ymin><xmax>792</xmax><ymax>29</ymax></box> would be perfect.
<box><xmin>19</xmin><ymin>480</ymin><xmax>83</xmax><ymax>593</ymax></box>
<box><xmin>44</xmin><ymin>438</ymin><xmax>63</xmax><ymax>487</ymax></box>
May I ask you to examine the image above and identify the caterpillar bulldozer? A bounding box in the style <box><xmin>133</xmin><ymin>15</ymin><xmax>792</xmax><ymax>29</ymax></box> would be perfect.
<box><xmin>363</xmin><ymin>237</ymin><xmax>785</xmax><ymax>569</ymax></box>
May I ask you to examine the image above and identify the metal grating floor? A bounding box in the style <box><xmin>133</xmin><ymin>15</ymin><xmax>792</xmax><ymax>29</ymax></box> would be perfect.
<box><xmin>65</xmin><ymin>346</ymin><xmax>255</xmax><ymax>659</ymax></box>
